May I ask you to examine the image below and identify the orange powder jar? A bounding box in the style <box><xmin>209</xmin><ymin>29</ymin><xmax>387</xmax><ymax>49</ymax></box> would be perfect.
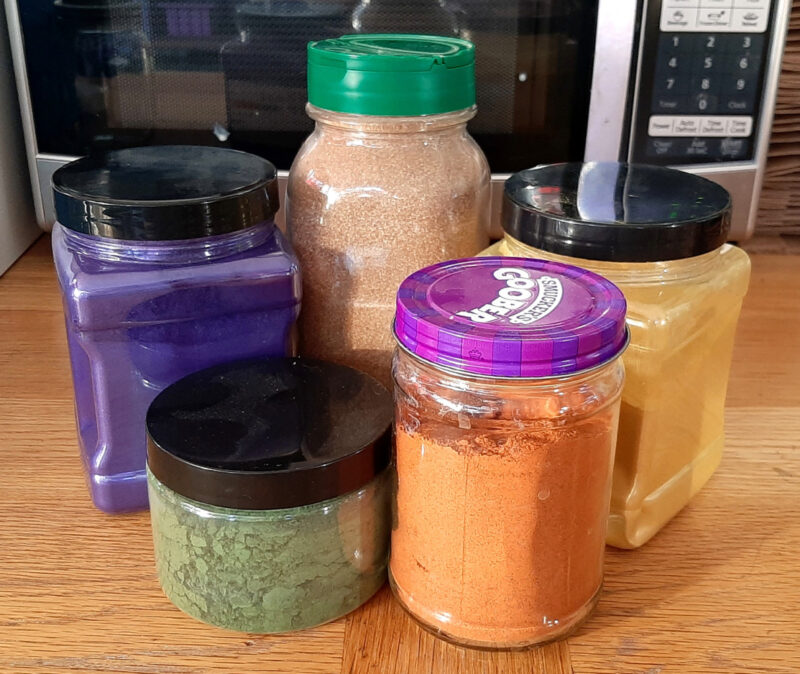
<box><xmin>390</xmin><ymin>257</ymin><xmax>627</xmax><ymax>648</ymax></box>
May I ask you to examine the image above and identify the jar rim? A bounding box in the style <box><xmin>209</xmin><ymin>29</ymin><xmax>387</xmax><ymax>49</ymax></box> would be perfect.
<box><xmin>393</xmin><ymin>324</ymin><xmax>629</xmax><ymax>383</ymax></box>
<box><xmin>394</xmin><ymin>257</ymin><xmax>629</xmax><ymax>378</ymax></box>
<box><xmin>146</xmin><ymin>358</ymin><xmax>392</xmax><ymax>510</ymax></box>
<box><xmin>53</xmin><ymin>146</ymin><xmax>278</xmax><ymax>241</ymax></box>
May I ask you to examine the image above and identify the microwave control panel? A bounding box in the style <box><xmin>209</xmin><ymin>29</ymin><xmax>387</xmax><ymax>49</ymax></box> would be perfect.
<box><xmin>631</xmin><ymin>0</ymin><xmax>774</xmax><ymax>164</ymax></box>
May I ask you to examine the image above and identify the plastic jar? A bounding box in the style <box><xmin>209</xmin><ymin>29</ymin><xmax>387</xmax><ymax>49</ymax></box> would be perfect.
<box><xmin>390</xmin><ymin>257</ymin><xmax>627</xmax><ymax>648</ymax></box>
<box><xmin>146</xmin><ymin>358</ymin><xmax>392</xmax><ymax>633</ymax></box>
<box><xmin>52</xmin><ymin>146</ymin><xmax>301</xmax><ymax>514</ymax></box>
<box><xmin>287</xmin><ymin>34</ymin><xmax>490</xmax><ymax>387</ymax></box>
<box><xmin>489</xmin><ymin>162</ymin><xmax>751</xmax><ymax>549</ymax></box>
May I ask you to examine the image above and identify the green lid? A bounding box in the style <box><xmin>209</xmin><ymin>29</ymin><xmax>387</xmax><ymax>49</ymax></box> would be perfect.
<box><xmin>307</xmin><ymin>34</ymin><xmax>476</xmax><ymax>116</ymax></box>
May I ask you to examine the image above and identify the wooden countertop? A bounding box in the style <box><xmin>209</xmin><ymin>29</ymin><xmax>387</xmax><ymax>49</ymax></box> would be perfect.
<box><xmin>1</xmin><ymin>237</ymin><xmax>798</xmax><ymax>674</ymax></box>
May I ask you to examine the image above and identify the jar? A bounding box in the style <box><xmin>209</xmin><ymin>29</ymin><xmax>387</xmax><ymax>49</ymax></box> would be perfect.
<box><xmin>491</xmin><ymin>162</ymin><xmax>751</xmax><ymax>549</ymax></box>
<box><xmin>287</xmin><ymin>34</ymin><xmax>490</xmax><ymax>387</ymax></box>
<box><xmin>52</xmin><ymin>146</ymin><xmax>301</xmax><ymax>513</ymax></box>
<box><xmin>390</xmin><ymin>257</ymin><xmax>627</xmax><ymax>648</ymax></box>
<box><xmin>146</xmin><ymin>358</ymin><xmax>392</xmax><ymax>633</ymax></box>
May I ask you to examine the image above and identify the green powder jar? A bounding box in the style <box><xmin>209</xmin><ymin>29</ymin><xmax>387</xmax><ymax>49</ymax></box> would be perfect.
<box><xmin>145</xmin><ymin>358</ymin><xmax>392</xmax><ymax>633</ymax></box>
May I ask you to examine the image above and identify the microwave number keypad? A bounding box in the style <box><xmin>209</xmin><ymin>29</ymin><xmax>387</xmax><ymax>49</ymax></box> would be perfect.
<box><xmin>645</xmin><ymin>0</ymin><xmax>771</xmax><ymax>162</ymax></box>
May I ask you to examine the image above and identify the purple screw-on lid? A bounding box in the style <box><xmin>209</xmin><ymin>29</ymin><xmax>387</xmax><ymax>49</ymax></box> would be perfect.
<box><xmin>394</xmin><ymin>257</ymin><xmax>627</xmax><ymax>378</ymax></box>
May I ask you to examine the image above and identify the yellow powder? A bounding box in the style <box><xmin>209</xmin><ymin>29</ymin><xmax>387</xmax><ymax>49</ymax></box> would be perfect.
<box><xmin>482</xmin><ymin>237</ymin><xmax>750</xmax><ymax>548</ymax></box>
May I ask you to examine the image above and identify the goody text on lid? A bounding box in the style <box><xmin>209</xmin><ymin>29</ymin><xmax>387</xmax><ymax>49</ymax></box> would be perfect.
<box><xmin>456</xmin><ymin>267</ymin><xmax>563</xmax><ymax>325</ymax></box>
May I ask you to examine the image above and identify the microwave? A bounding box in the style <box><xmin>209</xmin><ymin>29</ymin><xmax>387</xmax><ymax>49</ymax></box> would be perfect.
<box><xmin>4</xmin><ymin>0</ymin><xmax>792</xmax><ymax>241</ymax></box>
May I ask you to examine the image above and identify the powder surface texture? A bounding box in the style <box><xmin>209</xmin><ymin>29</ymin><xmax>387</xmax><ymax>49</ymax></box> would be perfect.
<box><xmin>494</xmin><ymin>236</ymin><xmax>751</xmax><ymax>549</ymax></box>
<box><xmin>148</xmin><ymin>468</ymin><xmax>389</xmax><ymax>632</ymax></box>
<box><xmin>390</xmin><ymin>355</ymin><xmax>621</xmax><ymax>647</ymax></box>
<box><xmin>287</xmin><ymin>109</ymin><xmax>490</xmax><ymax>387</ymax></box>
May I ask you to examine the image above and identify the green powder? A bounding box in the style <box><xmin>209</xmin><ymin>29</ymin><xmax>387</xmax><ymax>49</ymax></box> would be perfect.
<box><xmin>147</xmin><ymin>467</ymin><xmax>390</xmax><ymax>632</ymax></box>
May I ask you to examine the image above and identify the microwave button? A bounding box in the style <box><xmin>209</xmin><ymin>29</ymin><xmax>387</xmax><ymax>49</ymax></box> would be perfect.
<box><xmin>673</xmin><ymin>116</ymin><xmax>701</xmax><ymax>135</ymax></box>
<box><xmin>724</xmin><ymin>97</ymin><xmax>755</xmax><ymax>113</ymax></box>
<box><xmin>646</xmin><ymin>138</ymin><xmax>684</xmax><ymax>157</ymax></box>
<box><xmin>694</xmin><ymin>53</ymin><xmax>721</xmax><ymax>74</ymax></box>
<box><xmin>689</xmin><ymin>92</ymin><xmax>719</xmax><ymax>113</ymax></box>
<box><xmin>684</xmin><ymin>138</ymin><xmax>713</xmax><ymax>157</ymax></box>
<box><xmin>700</xmin><ymin>0</ymin><xmax>733</xmax><ymax>6</ymax></box>
<box><xmin>697</xmin><ymin>8</ymin><xmax>732</xmax><ymax>29</ymax></box>
<box><xmin>648</xmin><ymin>116</ymin><xmax>677</xmax><ymax>136</ymax></box>
<box><xmin>655</xmin><ymin>73</ymin><xmax>690</xmax><ymax>96</ymax></box>
<box><xmin>690</xmin><ymin>73</ymin><xmax>720</xmax><ymax>95</ymax></box>
<box><xmin>731</xmin><ymin>0</ymin><xmax>770</xmax><ymax>9</ymax></box>
<box><xmin>661</xmin><ymin>7</ymin><xmax>697</xmax><ymax>31</ymax></box>
<box><xmin>656</xmin><ymin>53</ymin><xmax>686</xmax><ymax>74</ymax></box>
<box><xmin>719</xmin><ymin>137</ymin><xmax>751</xmax><ymax>160</ymax></box>
<box><xmin>732</xmin><ymin>8</ymin><xmax>769</xmax><ymax>32</ymax></box>
<box><xmin>729</xmin><ymin>52</ymin><xmax>762</xmax><ymax>76</ymax></box>
<box><xmin>695</xmin><ymin>34</ymin><xmax>723</xmax><ymax>51</ymax></box>
<box><xmin>720</xmin><ymin>34</ymin><xmax>764</xmax><ymax>54</ymax></box>
<box><xmin>653</xmin><ymin>95</ymin><xmax>688</xmax><ymax>113</ymax></box>
<box><xmin>726</xmin><ymin>116</ymin><xmax>753</xmax><ymax>136</ymax></box>
<box><xmin>721</xmin><ymin>72</ymin><xmax>758</xmax><ymax>96</ymax></box>
<box><xmin>700</xmin><ymin>117</ymin><xmax>727</xmax><ymax>135</ymax></box>
<box><xmin>659</xmin><ymin>33</ymin><xmax>690</xmax><ymax>52</ymax></box>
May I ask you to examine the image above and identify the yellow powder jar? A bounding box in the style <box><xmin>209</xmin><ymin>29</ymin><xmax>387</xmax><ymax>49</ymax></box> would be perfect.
<box><xmin>489</xmin><ymin>163</ymin><xmax>751</xmax><ymax>548</ymax></box>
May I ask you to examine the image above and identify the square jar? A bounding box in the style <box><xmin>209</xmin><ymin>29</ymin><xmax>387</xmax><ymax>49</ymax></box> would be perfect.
<box><xmin>52</xmin><ymin>146</ymin><xmax>301</xmax><ymax>513</ymax></box>
<box><xmin>491</xmin><ymin>162</ymin><xmax>750</xmax><ymax>548</ymax></box>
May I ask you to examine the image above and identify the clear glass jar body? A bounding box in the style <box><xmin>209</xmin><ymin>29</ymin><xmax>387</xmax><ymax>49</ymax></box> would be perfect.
<box><xmin>147</xmin><ymin>467</ymin><xmax>390</xmax><ymax>633</ymax></box>
<box><xmin>53</xmin><ymin>223</ymin><xmax>301</xmax><ymax>513</ymax></box>
<box><xmin>287</xmin><ymin>105</ymin><xmax>490</xmax><ymax>387</ymax></box>
<box><xmin>390</xmin><ymin>348</ymin><xmax>624</xmax><ymax>648</ymax></box>
<box><xmin>486</xmin><ymin>236</ymin><xmax>751</xmax><ymax>548</ymax></box>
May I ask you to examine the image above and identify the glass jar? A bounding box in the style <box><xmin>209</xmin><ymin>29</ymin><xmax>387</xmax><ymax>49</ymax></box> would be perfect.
<box><xmin>287</xmin><ymin>34</ymin><xmax>490</xmax><ymax>387</ymax></box>
<box><xmin>491</xmin><ymin>162</ymin><xmax>751</xmax><ymax>549</ymax></box>
<box><xmin>52</xmin><ymin>146</ymin><xmax>301</xmax><ymax>513</ymax></box>
<box><xmin>146</xmin><ymin>358</ymin><xmax>393</xmax><ymax>633</ymax></box>
<box><xmin>390</xmin><ymin>257</ymin><xmax>627</xmax><ymax>648</ymax></box>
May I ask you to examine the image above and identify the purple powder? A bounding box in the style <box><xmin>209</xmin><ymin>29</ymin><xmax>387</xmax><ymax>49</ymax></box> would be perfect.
<box><xmin>53</xmin><ymin>223</ymin><xmax>300</xmax><ymax>513</ymax></box>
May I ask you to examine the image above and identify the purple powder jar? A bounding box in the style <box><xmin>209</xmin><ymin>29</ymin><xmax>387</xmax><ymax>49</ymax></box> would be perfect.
<box><xmin>52</xmin><ymin>146</ymin><xmax>301</xmax><ymax>513</ymax></box>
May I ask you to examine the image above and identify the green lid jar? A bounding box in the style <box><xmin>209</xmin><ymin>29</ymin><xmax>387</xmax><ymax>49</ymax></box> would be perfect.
<box><xmin>288</xmin><ymin>34</ymin><xmax>490</xmax><ymax>387</ymax></box>
<box><xmin>307</xmin><ymin>33</ymin><xmax>476</xmax><ymax>116</ymax></box>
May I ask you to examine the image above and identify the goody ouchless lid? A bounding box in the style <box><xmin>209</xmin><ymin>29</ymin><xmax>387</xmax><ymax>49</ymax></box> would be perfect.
<box><xmin>52</xmin><ymin>146</ymin><xmax>279</xmax><ymax>241</ymax></box>
<box><xmin>146</xmin><ymin>358</ymin><xmax>392</xmax><ymax>510</ymax></box>
<box><xmin>502</xmin><ymin>162</ymin><xmax>732</xmax><ymax>262</ymax></box>
<box><xmin>394</xmin><ymin>257</ymin><xmax>627</xmax><ymax>378</ymax></box>
<box><xmin>307</xmin><ymin>34</ymin><xmax>476</xmax><ymax>116</ymax></box>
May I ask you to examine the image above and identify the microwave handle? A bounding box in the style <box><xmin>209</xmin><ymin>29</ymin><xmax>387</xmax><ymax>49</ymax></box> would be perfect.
<box><xmin>584</xmin><ymin>0</ymin><xmax>641</xmax><ymax>162</ymax></box>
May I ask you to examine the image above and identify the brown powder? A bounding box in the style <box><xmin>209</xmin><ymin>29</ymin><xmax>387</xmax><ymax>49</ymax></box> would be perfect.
<box><xmin>389</xmin><ymin>355</ymin><xmax>621</xmax><ymax>648</ymax></box>
<box><xmin>286</xmin><ymin>106</ymin><xmax>489</xmax><ymax>387</ymax></box>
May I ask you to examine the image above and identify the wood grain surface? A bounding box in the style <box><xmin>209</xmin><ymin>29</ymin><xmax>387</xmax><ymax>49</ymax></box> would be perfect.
<box><xmin>758</xmin><ymin>2</ymin><xmax>800</xmax><ymax>235</ymax></box>
<box><xmin>1</xmin><ymin>236</ymin><xmax>799</xmax><ymax>673</ymax></box>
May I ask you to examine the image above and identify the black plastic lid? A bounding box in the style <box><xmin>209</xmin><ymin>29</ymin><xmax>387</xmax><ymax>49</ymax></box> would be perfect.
<box><xmin>502</xmin><ymin>162</ymin><xmax>732</xmax><ymax>262</ymax></box>
<box><xmin>53</xmin><ymin>146</ymin><xmax>278</xmax><ymax>241</ymax></box>
<box><xmin>146</xmin><ymin>358</ymin><xmax>393</xmax><ymax>510</ymax></box>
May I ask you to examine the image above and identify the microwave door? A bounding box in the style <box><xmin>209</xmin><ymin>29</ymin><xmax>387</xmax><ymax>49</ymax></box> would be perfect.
<box><xmin>9</xmin><ymin>0</ymin><xmax>603</xmax><ymax>230</ymax></box>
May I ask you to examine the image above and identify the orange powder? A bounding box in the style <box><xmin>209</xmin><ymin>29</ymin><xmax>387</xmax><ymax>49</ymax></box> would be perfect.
<box><xmin>389</xmin><ymin>406</ymin><xmax>619</xmax><ymax>647</ymax></box>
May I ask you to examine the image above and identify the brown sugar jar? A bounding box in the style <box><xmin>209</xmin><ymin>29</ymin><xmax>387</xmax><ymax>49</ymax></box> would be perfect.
<box><xmin>286</xmin><ymin>34</ymin><xmax>490</xmax><ymax>387</ymax></box>
<box><xmin>390</xmin><ymin>257</ymin><xmax>627</xmax><ymax>648</ymax></box>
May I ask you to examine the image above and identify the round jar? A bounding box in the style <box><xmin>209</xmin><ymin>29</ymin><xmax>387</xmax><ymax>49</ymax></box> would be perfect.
<box><xmin>390</xmin><ymin>257</ymin><xmax>627</xmax><ymax>648</ymax></box>
<box><xmin>492</xmin><ymin>162</ymin><xmax>751</xmax><ymax>549</ymax></box>
<box><xmin>146</xmin><ymin>358</ymin><xmax>392</xmax><ymax>633</ymax></box>
<box><xmin>287</xmin><ymin>34</ymin><xmax>490</xmax><ymax>387</ymax></box>
<box><xmin>52</xmin><ymin>146</ymin><xmax>300</xmax><ymax>513</ymax></box>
